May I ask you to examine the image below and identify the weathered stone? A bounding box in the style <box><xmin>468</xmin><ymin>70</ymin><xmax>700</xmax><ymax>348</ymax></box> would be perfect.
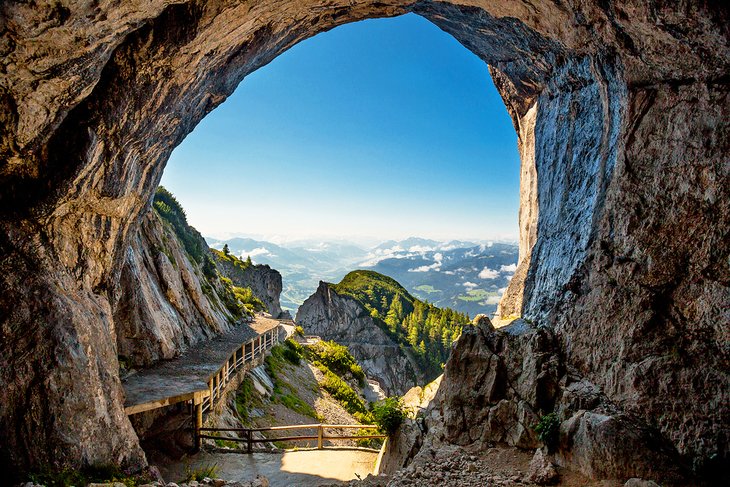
<box><xmin>554</xmin><ymin>410</ymin><xmax>685</xmax><ymax>482</ymax></box>
<box><xmin>526</xmin><ymin>449</ymin><xmax>559</xmax><ymax>485</ymax></box>
<box><xmin>436</xmin><ymin>320</ymin><xmax>561</xmax><ymax>449</ymax></box>
<box><xmin>214</xmin><ymin>255</ymin><xmax>286</xmax><ymax>319</ymax></box>
<box><xmin>114</xmin><ymin>210</ymin><xmax>235</xmax><ymax>368</ymax></box>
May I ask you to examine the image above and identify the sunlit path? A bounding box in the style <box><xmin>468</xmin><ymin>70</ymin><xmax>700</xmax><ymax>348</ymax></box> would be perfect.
<box><xmin>159</xmin><ymin>449</ymin><xmax>378</xmax><ymax>486</ymax></box>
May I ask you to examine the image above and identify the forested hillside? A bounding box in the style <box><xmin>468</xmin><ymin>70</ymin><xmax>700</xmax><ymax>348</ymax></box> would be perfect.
<box><xmin>330</xmin><ymin>270</ymin><xmax>470</xmax><ymax>377</ymax></box>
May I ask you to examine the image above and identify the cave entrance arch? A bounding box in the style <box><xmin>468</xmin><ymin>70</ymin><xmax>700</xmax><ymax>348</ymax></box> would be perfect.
<box><xmin>1</xmin><ymin>0</ymin><xmax>726</xmax><ymax>477</ymax></box>
<box><xmin>161</xmin><ymin>13</ymin><xmax>522</xmax><ymax>319</ymax></box>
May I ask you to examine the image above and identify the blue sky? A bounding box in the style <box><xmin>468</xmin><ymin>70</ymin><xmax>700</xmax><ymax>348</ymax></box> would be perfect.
<box><xmin>162</xmin><ymin>13</ymin><xmax>520</xmax><ymax>243</ymax></box>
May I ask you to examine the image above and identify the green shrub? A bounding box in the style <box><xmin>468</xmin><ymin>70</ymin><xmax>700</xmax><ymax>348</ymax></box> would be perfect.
<box><xmin>233</xmin><ymin>286</ymin><xmax>266</xmax><ymax>312</ymax></box>
<box><xmin>372</xmin><ymin>397</ymin><xmax>406</xmax><ymax>435</ymax></box>
<box><xmin>153</xmin><ymin>186</ymin><xmax>208</xmax><ymax>264</ymax></box>
<box><xmin>322</xmin><ymin>370</ymin><xmax>367</xmax><ymax>415</ymax></box>
<box><xmin>307</xmin><ymin>340</ymin><xmax>365</xmax><ymax>386</ymax></box>
<box><xmin>294</xmin><ymin>325</ymin><xmax>305</xmax><ymax>337</ymax></box>
<box><xmin>534</xmin><ymin>412</ymin><xmax>560</xmax><ymax>451</ymax></box>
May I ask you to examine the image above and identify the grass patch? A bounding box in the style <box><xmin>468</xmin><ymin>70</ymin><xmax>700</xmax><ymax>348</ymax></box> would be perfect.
<box><xmin>215</xmin><ymin>438</ymin><xmax>240</xmax><ymax>449</ymax></box>
<box><xmin>321</xmin><ymin>370</ymin><xmax>368</xmax><ymax>417</ymax></box>
<box><xmin>265</xmin><ymin>344</ymin><xmax>319</xmax><ymax>419</ymax></box>
<box><xmin>306</xmin><ymin>340</ymin><xmax>365</xmax><ymax>386</ymax></box>
<box><xmin>182</xmin><ymin>463</ymin><xmax>218</xmax><ymax>483</ymax></box>
<box><xmin>414</xmin><ymin>284</ymin><xmax>439</xmax><ymax>294</ymax></box>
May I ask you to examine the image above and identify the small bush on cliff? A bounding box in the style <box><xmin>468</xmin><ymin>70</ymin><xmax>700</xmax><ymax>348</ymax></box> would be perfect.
<box><xmin>307</xmin><ymin>340</ymin><xmax>366</xmax><ymax>386</ymax></box>
<box><xmin>233</xmin><ymin>285</ymin><xmax>266</xmax><ymax>313</ymax></box>
<box><xmin>534</xmin><ymin>412</ymin><xmax>560</xmax><ymax>451</ymax></box>
<box><xmin>153</xmin><ymin>186</ymin><xmax>208</xmax><ymax>264</ymax></box>
<box><xmin>372</xmin><ymin>397</ymin><xmax>406</xmax><ymax>435</ymax></box>
<box><xmin>280</xmin><ymin>338</ymin><xmax>303</xmax><ymax>364</ymax></box>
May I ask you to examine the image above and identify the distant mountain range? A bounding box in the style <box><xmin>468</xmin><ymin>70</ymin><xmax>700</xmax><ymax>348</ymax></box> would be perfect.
<box><xmin>206</xmin><ymin>236</ymin><xmax>519</xmax><ymax>318</ymax></box>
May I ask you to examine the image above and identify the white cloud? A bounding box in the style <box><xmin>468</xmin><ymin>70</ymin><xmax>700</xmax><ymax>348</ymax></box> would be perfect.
<box><xmin>443</xmin><ymin>270</ymin><xmax>455</xmax><ymax>275</ymax></box>
<box><xmin>409</xmin><ymin>245</ymin><xmax>435</xmax><ymax>253</ymax></box>
<box><xmin>478</xmin><ymin>267</ymin><xmax>499</xmax><ymax>279</ymax></box>
<box><xmin>483</xmin><ymin>295</ymin><xmax>502</xmax><ymax>305</ymax></box>
<box><xmin>407</xmin><ymin>252</ymin><xmax>443</xmax><ymax>273</ymax></box>
<box><xmin>498</xmin><ymin>287</ymin><xmax>508</xmax><ymax>294</ymax></box>
<box><xmin>500</xmin><ymin>263</ymin><xmax>518</xmax><ymax>273</ymax></box>
<box><xmin>240</xmin><ymin>247</ymin><xmax>271</xmax><ymax>258</ymax></box>
<box><xmin>463</xmin><ymin>281</ymin><xmax>478</xmax><ymax>289</ymax></box>
<box><xmin>408</xmin><ymin>262</ymin><xmax>440</xmax><ymax>273</ymax></box>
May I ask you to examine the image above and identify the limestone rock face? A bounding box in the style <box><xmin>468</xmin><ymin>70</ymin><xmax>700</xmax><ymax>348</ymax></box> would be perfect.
<box><xmin>416</xmin><ymin>317</ymin><xmax>688</xmax><ymax>483</ymax></box>
<box><xmin>436</xmin><ymin>318</ymin><xmax>561</xmax><ymax>450</ymax></box>
<box><xmin>0</xmin><ymin>0</ymin><xmax>728</xmax><ymax>478</ymax></box>
<box><xmin>114</xmin><ymin>210</ymin><xmax>235</xmax><ymax>368</ymax></box>
<box><xmin>214</xmin><ymin>256</ymin><xmax>286</xmax><ymax>319</ymax></box>
<box><xmin>296</xmin><ymin>281</ymin><xmax>425</xmax><ymax>395</ymax></box>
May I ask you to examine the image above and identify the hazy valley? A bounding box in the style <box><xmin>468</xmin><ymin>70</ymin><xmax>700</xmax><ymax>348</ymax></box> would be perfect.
<box><xmin>206</xmin><ymin>236</ymin><xmax>519</xmax><ymax>318</ymax></box>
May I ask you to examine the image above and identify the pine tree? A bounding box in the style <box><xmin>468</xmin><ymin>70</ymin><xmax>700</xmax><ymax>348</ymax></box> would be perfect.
<box><xmin>223</xmin><ymin>244</ymin><xmax>230</xmax><ymax>256</ymax></box>
<box><xmin>245</xmin><ymin>255</ymin><xmax>252</xmax><ymax>266</ymax></box>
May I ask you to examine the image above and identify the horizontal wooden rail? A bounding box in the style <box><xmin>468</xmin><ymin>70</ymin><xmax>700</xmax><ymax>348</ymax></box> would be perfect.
<box><xmin>199</xmin><ymin>423</ymin><xmax>386</xmax><ymax>452</ymax></box>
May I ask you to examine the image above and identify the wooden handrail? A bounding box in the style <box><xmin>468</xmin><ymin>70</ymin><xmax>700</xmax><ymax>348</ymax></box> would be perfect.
<box><xmin>199</xmin><ymin>423</ymin><xmax>386</xmax><ymax>452</ymax></box>
<box><xmin>193</xmin><ymin>324</ymin><xmax>282</xmax><ymax>449</ymax></box>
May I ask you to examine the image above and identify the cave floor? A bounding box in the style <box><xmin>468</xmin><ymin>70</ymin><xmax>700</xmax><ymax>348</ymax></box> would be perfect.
<box><xmin>123</xmin><ymin>315</ymin><xmax>281</xmax><ymax>414</ymax></box>
<box><xmin>157</xmin><ymin>448</ymin><xmax>378</xmax><ymax>486</ymax></box>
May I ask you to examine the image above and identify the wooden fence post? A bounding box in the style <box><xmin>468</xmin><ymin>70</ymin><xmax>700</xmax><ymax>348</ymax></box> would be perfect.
<box><xmin>247</xmin><ymin>429</ymin><xmax>252</xmax><ymax>454</ymax></box>
<box><xmin>194</xmin><ymin>398</ymin><xmax>203</xmax><ymax>451</ymax></box>
<box><xmin>317</xmin><ymin>424</ymin><xmax>323</xmax><ymax>449</ymax></box>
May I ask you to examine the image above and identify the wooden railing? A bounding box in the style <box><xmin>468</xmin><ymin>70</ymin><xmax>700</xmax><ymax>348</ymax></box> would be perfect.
<box><xmin>192</xmin><ymin>326</ymin><xmax>280</xmax><ymax>449</ymax></box>
<box><xmin>201</xmin><ymin>326</ymin><xmax>279</xmax><ymax>414</ymax></box>
<box><xmin>197</xmin><ymin>424</ymin><xmax>386</xmax><ymax>453</ymax></box>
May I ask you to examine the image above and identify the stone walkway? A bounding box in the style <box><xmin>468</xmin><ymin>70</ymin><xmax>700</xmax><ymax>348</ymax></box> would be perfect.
<box><xmin>158</xmin><ymin>449</ymin><xmax>378</xmax><ymax>486</ymax></box>
<box><xmin>123</xmin><ymin>316</ymin><xmax>281</xmax><ymax>414</ymax></box>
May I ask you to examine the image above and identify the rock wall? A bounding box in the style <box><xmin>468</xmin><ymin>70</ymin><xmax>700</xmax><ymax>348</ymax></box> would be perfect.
<box><xmin>214</xmin><ymin>256</ymin><xmax>286</xmax><ymax>319</ymax></box>
<box><xmin>387</xmin><ymin>316</ymin><xmax>690</xmax><ymax>483</ymax></box>
<box><xmin>114</xmin><ymin>210</ymin><xmax>235</xmax><ymax>368</ymax></box>
<box><xmin>296</xmin><ymin>281</ymin><xmax>426</xmax><ymax>395</ymax></box>
<box><xmin>0</xmin><ymin>0</ymin><xmax>727</xmax><ymax>478</ymax></box>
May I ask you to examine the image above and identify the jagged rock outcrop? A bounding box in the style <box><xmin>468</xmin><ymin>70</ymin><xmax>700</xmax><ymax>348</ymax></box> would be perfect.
<box><xmin>214</xmin><ymin>255</ymin><xmax>286</xmax><ymax>319</ymax></box>
<box><xmin>114</xmin><ymin>210</ymin><xmax>235</xmax><ymax>368</ymax></box>
<box><xmin>296</xmin><ymin>281</ymin><xmax>425</xmax><ymax>395</ymax></box>
<box><xmin>386</xmin><ymin>316</ymin><xmax>689</xmax><ymax>483</ymax></box>
<box><xmin>0</xmin><ymin>0</ymin><xmax>727</xmax><ymax>480</ymax></box>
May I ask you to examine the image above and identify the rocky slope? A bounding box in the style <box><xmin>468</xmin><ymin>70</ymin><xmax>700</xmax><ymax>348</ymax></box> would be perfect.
<box><xmin>297</xmin><ymin>281</ymin><xmax>426</xmax><ymax>396</ymax></box>
<box><xmin>114</xmin><ymin>209</ymin><xmax>235</xmax><ymax>368</ymax></box>
<box><xmin>213</xmin><ymin>251</ymin><xmax>287</xmax><ymax>319</ymax></box>
<box><xmin>381</xmin><ymin>316</ymin><xmax>693</xmax><ymax>484</ymax></box>
<box><xmin>0</xmin><ymin>0</ymin><xmax>727</xmax><ymax>481</ymax></box>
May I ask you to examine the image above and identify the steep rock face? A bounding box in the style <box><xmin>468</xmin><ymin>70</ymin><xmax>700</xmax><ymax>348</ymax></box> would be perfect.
<box><xmin>296</xmin><ymin>281</ymin><xmax>425</xmax><ymax>395</ymax></box>
<box><xmin>214</xmin><ymin>256</ymin><xmax>285</xmax><ymax>318</ymax></box>
<box><xmin>114</xmin><ymin>210</ymin><xmax>235</xmax><ymax>368</ymax></box>
<box><xmin>387</xmin><ymin>316</ymin><xmax>688</xmax><ymax>483</ymax></box>
<box><xmin>0</xmin><ymin>0</ymin><xmax>727</xmax><ymax>477</ymax></box>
